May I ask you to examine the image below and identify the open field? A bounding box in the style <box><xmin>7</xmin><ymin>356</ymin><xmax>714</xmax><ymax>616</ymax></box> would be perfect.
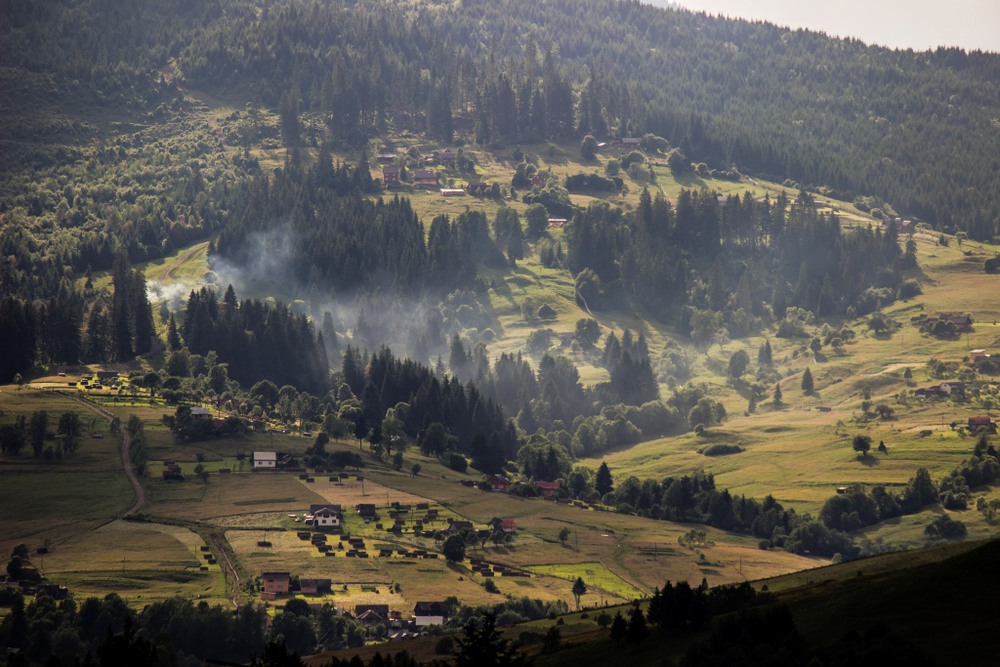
<box><xmin>39</xmin><ymin>520</ymin><xmax>228</xmax><ymax>607</ymax></box>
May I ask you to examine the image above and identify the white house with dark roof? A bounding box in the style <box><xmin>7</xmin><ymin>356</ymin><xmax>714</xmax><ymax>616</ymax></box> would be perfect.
<box><xmin>254</xmin><ymin>451</ymin><xmax>277</xmax><ymax>469</ymax></box>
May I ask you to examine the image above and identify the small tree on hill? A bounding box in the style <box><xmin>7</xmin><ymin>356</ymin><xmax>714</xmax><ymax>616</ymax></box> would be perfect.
<box><xmin>853</xmin><ymin>434</ymin><xmax>872</xmax><ymax>457</ymax></box>
<box><xmin>596</xmin><ymin>461</ymin><xmax>613</xmax><ymax>496</ymax></box>
<box><xmin>444</xmin><ymin>534</ymin><xmax>466</xmax><ymax>563</ymax></box>
<box><xmin>773</xmin><ymin>383</ymin><xmax>783</xmax><ymax>407</ymax></box>
<box><xmin>727</xmin><ymin>349</ymin><xmax>749</xmax><ymax>380</ymax></box>
<box><xmin>580</xmin><ymin>135</ymin><xmax>598</xmax><ymax>161</ymax></box>
<box><xmin>801</xmin><ymin>368</ymin><xmax>814</xmax><ymax>394</ymax></box>
<box><xmin>572</xmin><ymin>577</ymin><xmax>587</xmax><ymax>610</ymax></box>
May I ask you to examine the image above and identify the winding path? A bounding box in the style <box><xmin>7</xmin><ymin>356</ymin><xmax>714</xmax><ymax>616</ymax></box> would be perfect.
<box><xmin>63</xmin><ymin>392</ymin><xmax>144</xmax><ymax>515</ymax></box>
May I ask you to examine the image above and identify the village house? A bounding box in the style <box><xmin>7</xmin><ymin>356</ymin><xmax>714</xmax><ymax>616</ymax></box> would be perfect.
<box><xmin>299</xmin><ymin>578</ymin><xmax>332</xmax><ymax>595</ymax></box>
<box><xmin>447</xmin><ymin>520</ymin><xmax>474</xmax><ymax>535</ymax></box>
<box><xmin>546</xmin><ymin>218</ymin><xmax>568</xmax><ymax>229</ymax></box>
<box><xmin>190</xmin><ymin>406</ymin><xmax>212</xmax><ymax>420</ymax></box>
<box><xmin>621</xmin><ymin>137</ymin><xmax>641</xmax><ymax>147</ymax></box>
<box><xmin>970</xmin><ymin>349</ymin><xmax>991</xmax><ymax>362</ymax></box>
<box><xmin>500</xmin><ymin>519</ymin><xmax>517</xmax><ymax>533</ymax></box>
<box><xmin>413</xmin><ymin>169</ymin><xmax>438</xmax><ymax>187</ymax></box>
<box><xmin>96</xmin><ymin>370</ymin><xmax>119</xmax><ymax>383</ymax></box>
<box><xmin>937</xmin><ymin>313</ymin><xmax>974</xmax><ymax>331</ymax></box>
<box><xmin>376</xmin><ymin>153</ymin><xmax>397</xmax><ymax>164</ymax></box>
<box><xmin>881</xmin><ymin>218</ymin><xmax>915</xmax><ymax>235</ymax></box>
<box><xmin>162</xmin><ymin>462</ymin><xmax>184</xmax><ymax>481</ymax></box>
<box><xmin>253</xmin><ymin>451</ymin><xmax>277</xmax><ymax>469</ymax></box>
<box><xmin>309</xmin><ymin>504</ymin><xmax>342</xmax><ymax>528</ymax></box>
<box><xmin>968</xmin><ymin>416</ymin><xmax>998</xmax><ymax>433</ymax></box>
<box><xmin>262</xmin><ymin>572</ymin><xmax>290</xmax><ymax>596</ymax></box>
<box><xmin>382</xmin><ymin>164</ymin><xmax>401</xmax><ymax>185</ymax></box>
<box><xmin>535</xmin><ymin>480</ymin><xmax>561</xmax><ymax>498</ymax></box>
<box><xmin>412</xmin><ymin>601</ymin><xmax>450</xmax><ymax>627</ymax></box>
<box><xmin>916</xmin><ymin>382</ymin><xmax>967</xmax><ymax>399</ymax></box>
<box><xmin>354</xmin><ymin>604</ymin><xmax>390</xmax><ymax>624</ymax></box>
<box><xmin>440</xmin><ymin>188</ymin><xmax>465</xmax><ymax>197</ymax></box>
<box><xmin>466</xmin><ymin>182</ymin><xmax>490</xmax><ymax>196</ymax></box>
<box><xmin>487</xmin><ymin>474</ymin><xmax>511</xmax><ymax>492</ymax></box>
<box><xmin>438</xmin><ymin>148</ymin><xmax>456</xmax><ymax>166</ymax></box>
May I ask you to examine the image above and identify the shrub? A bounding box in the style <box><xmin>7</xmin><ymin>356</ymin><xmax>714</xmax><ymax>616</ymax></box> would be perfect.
<box><xmin>698</xmin><ymin>443</ymin><xmax>743</xmax><ymax>456</ymax></box>
<box><xmin>448</xmin><ymin>453</ymin><xmax>468</xmax><ymax>472</ymax></box>
<box><xmin>924</xmin><ymin>514</ymin><xmax>967</xmax><ymax>539</ymax></box>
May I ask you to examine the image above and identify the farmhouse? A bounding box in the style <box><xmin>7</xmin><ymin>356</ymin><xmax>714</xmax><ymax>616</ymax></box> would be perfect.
<box><xmin>916</xmin><ymin>382</ymin><xmax>966</xmax><ymax>399</ymax></box>
<box><xmin>487</xmin><ymin>474</ymin><xmax>511</xmax><ymax>492</ymax></box>
<box><xmin>382</xmin><ymin>164</ymin><xmax>401</xmax><ymax>185</ymax></box>
<box><xmin>309</xmin><ymin>504</ymin><xmax>343</xmax><ymax>527</ymax></box>
<box><xmin>547</xmin><ymin>218</ymin><xmax>568</xmax><ymax>229</ymax></box>
<box><xmin>882</xmin><ymin>218</ymin><xmax>915</xmax><ymax>234</ymax></box>
<box><xmin>500</xmin><ymin>519</ymin><xmax>517</xmax><ymax>533</ymax></box>
<box><xmin>253</xmin><ymin>451</ymin><xmax>277</xmax><ymax>469</ymax></box>
<box><xmin>970</xmin><ymin>349</ymin><xmax>990</xmax><ymax>361</ymax></box>
<box><xmin>968</xmin><ymin>416</ymin><xmax>997</xmax><ymax>433</ymax></box>
<box><xmin>535</xmin><ymin>480</ymin><xmax>561</xmax><ymax>497</ymax></box>
<box><xmin>262</xmin><ymin>572</ymin><xmax>290</xmax><ymax>595</ymax></box>
<box><xmin>299</xmin><ymin>578</ymin><xmax>332</xmax><ymax>595</ymax></box>
<box><xmin>438</xmin><ymin>148</ymin><xmax>456</xmax><ymax>166</ymax></box>
<box><xmin>447</xmin><ymin>520</ymin><xmax>473</xmax><ymax>534</ymax></box>
<box><xmin>354</xmin><ymin>604</ymin><xmax>390</xmax><ymax>624</ymax></box>
<box><xmin>937</xmin><ymin>313</ymin><xmax>974</xmax><ymax>331</ymax></box>
<box><xmin>440</xmin><ymin>188</ymin><xmax>465</xmax><ymax>197</ymax></box>
<box><xmin>621</xmin><ymin>137</ymin><xmax>641</xmax><ymax>147</ymax></box>
<box><xmin>413</xmin><ymin>169</ymin><xmax>438</xmax><ymax>187</ymax></box>
<box><xmin>412</xmin><ymin>601</ymin><xmax>450</xmax><ymax>627</ymax></box>
<box><xmin>190</xmin><ymin>406</ymin><xmax>212</xmax><ymax>420</ymax></box>
<box><xmin>162</xmin><ymin>463</ymin><xmax>184</xmax><ymax>481</ymax></box>
<box><xmin>376</xmin><ymin>153</ymin><xmax>397</xmax><ymax>164</ymax></box>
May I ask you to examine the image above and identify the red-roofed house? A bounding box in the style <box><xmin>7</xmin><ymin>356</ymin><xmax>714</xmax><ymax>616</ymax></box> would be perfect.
<box><xmin>500</xmin><ymin>519</ymin><xmax>517</xmax><ymax>533</ymax></box>
<box><xmin>535</xmin><ymin>481</ymin><xmax>560</xmax><ymax>498</ymax></box>
<box><xmin>487</xmin><ymin>475</ymin><xmax>511</xmax><ymax>492</ymax></box>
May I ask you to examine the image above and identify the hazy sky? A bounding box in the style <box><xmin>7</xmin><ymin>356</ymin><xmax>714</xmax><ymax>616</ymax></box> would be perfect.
<box><xmin>663</xmin><ymin>1</ymin><xmax>1000</xmax><ymax>53</ymax></box>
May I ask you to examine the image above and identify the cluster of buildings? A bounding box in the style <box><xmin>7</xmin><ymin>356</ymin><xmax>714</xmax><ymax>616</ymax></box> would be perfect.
<box><xmin>260</xmin><ymin>572</ymin><xmax>451</xmax><ymax>628</ymax></box>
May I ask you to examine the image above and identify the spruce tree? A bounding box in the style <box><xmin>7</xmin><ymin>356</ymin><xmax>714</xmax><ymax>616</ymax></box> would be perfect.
<box><xmin>774</xmin><ymin>382</ymin><xmax>784</xmax><ymax>406</ymax></box>
<box><xmin>801</xmin><ymin>367</ymin><xmax>814</xmax><ymax>394</ymax></box>
<box><xmin>596</xmin><ymin>461</ymin><xmax>614</xmax><ymax>496</ymax></box>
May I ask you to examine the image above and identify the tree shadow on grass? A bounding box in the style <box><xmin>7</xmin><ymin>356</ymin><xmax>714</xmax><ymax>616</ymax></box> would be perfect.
<box><xmin>857</xmin><ymin>454</ymin><xmax>880</xmax><ymax>467</ymax></box>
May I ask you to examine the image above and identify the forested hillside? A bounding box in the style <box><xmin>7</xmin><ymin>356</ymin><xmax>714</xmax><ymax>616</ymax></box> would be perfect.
<box><xmin>2</xmin><ymin>0</ymin><xmax>995</xmax><ymax>388</ymax></box>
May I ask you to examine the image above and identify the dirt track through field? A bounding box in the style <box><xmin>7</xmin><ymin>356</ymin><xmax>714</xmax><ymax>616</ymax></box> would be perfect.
<box><xmin>63</xmin><ymin>392</ymin><xmax>145</xmax><ymax>515</ymax></box>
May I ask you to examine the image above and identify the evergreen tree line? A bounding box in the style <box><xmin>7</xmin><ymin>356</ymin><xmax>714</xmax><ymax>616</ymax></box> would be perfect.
<box><xmin>0</xmin><ymin>254</ymin><xmax>154</xmax><ymax>380</ymax></box>
<box><xmin>181</xmin><ymin>286</ymin><xmax>329</xmax><ymax>393</ymax></box>
<box><xmin>213</xmin><ymin>158</ymin><xmax>513</xmax><ymax>298</ymax></box>
<box><xmin>339</xmin><ymin>346</ymin><xmax>518</xmax><ymax>474</ymax></box>
<box><xmin>569</xmin><ymin>189</ymin><xmax>905</xmax><ymax>330</ymax></box>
